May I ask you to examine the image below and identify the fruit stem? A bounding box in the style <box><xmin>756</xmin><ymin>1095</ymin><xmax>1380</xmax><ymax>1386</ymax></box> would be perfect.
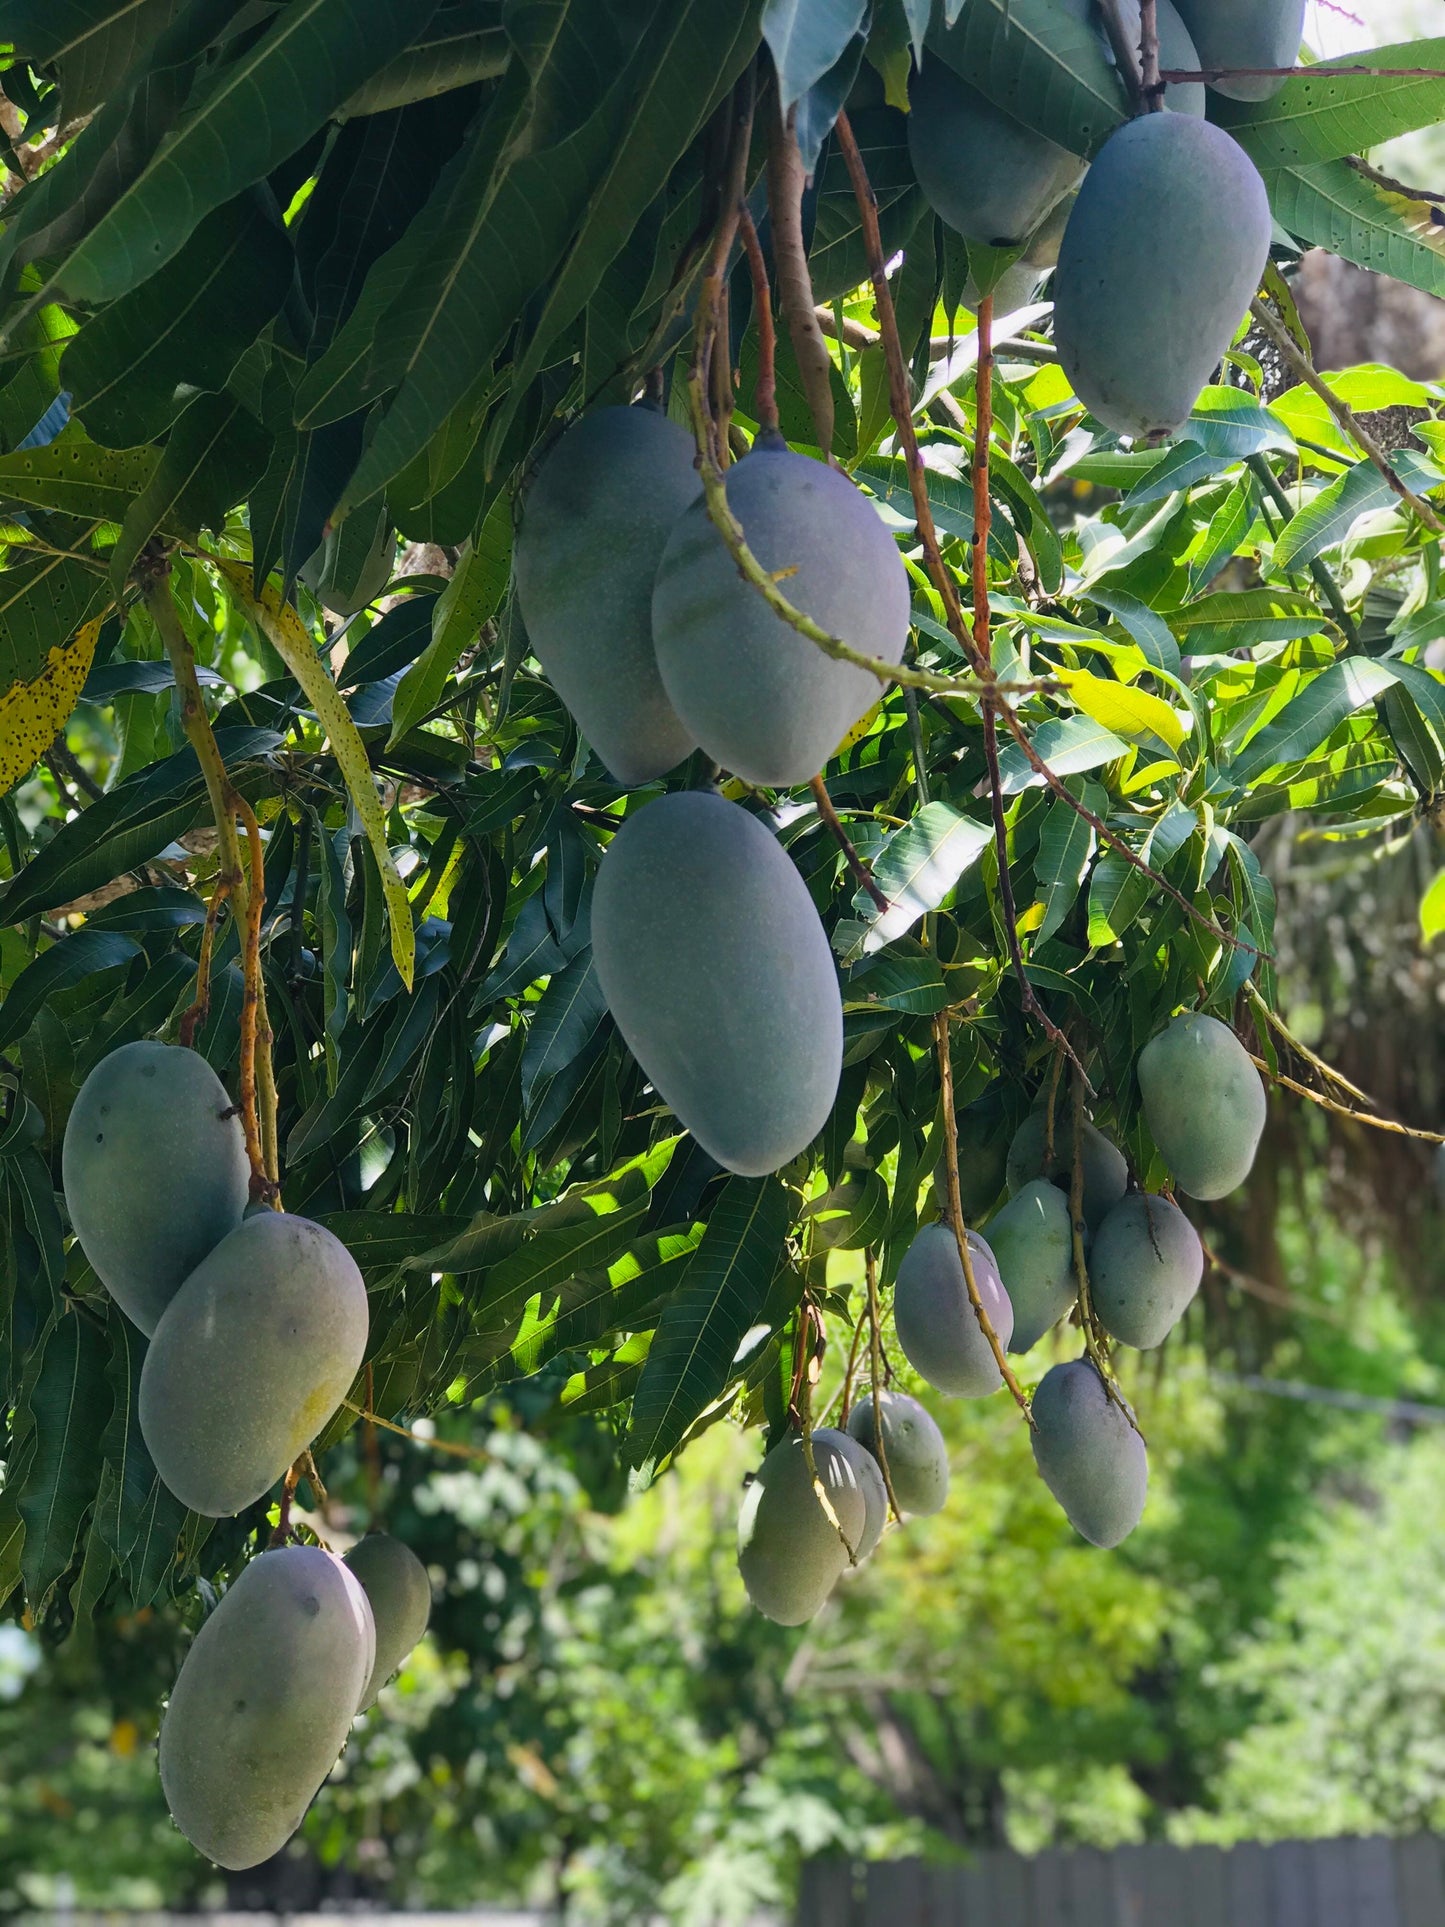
<box><xmin>932</xmin><ymin>1010</ymin><xmax>1034</xmax><ymax>1423</ymax></box>
<box><xmin>1247</xmin><ymin>1052</ymin><xmax>1444</xmax><ymax>1144</ymax></box>
<box><xmin>736</xmin><ymin>202</ymin><xmax>779</xmax><ymax>434</ymax></box>
<box><xmin>1137</xmin><ymin>0</ymin><xmax>1165</xmax><ymax>109</ymax></box>
<box><xmin>970</xmin><ymin>293</ymin><xmax>995</xmax><ymax>670</ymax></box>
<box><xmin>693</xmin><ymin>69</ymin><xmax>756</xmax><ymax>472</ymax></box>
<box><xmin>1097</xmin><ymin>0</ymin><xmax>1144</xmax><ymax>109</ymax></box>
<box><xmin>765</xmin><ymin>95</ymin><xmax>835</xmax><ymax>456</ymax></box>
<box><xmin>177</xmin><ymin>873</ymin><xmax>229</xmax><ymax>1049</ymax></box>
<box><xmin>809</xmin><ymin>773</ymin><xmax>888</xmax><ymax>912</ymax></box>
<box><xmin>234</xmin><ymin>792</ymin><xmax>279</xmax><ymax>1199</ymax></box>
<box><xmin>865</xmin><ymin>1248</ymin><xmax>903</xmax><ymax>1523</ymax></box>
<box><xmin>341</xmin><ymin>1398</ymin><xmax>498</xmax><ymax>1463</ymax></box>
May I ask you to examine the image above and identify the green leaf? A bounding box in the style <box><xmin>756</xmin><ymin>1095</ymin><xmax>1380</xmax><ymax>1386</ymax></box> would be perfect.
<box><xmin>1272</xmin><ymin>453</ymin><xmax>1441</xmax><ymax>572</ymax></box>
<box><xmin>109</xmin><ymin>392</ymin><xmax>271</xmax><ymax>591</ymax></box>
<box><xmin>0</xmin><ymin>439</ymin><xmax>159</xmax><ymax>522</ymax></box>
<box><xmin>521</xmin><ymin>953</ymin><xmax>610</xmax><ymax>1116</ymax></box>
<box><xmin>1218</xmin><ymin>40</ymin><xmax>1445</xmax><ymax>169</ymax></box>
<box><xmin>64</xmin><ymin>191</ymin><xmax>294</xmax><ymax>449</ymax></box>
<box><xmin>763</xmin><ymin>0</ymin><xmax>867</xmax><ymax>111</ymax></box>
<box><xmin>4</xmin><ymin>0</ymin><xmax>186</xmax><ymax>121</ymax></box>
<box><xmin>627</xmin><ymin>1176</ymin><xmax>793</xmax><ymax>1485</ymax></box>
<box><xmin>388</xmin><ymin>503</ymin><xmax>510</xmax><ymax>746</ymax></box>
<box><xmin>840</xmin><ymin>800</ymin><xmax>991</xmax><ymax>961</ymax></box>
<box><xmin>0</xmin><ymin>926</ymin><xmax>140</xmax><ymax>1051</ymax></box>
<box><xmin>1265</xmin><ymin>157</ymin><xmax>1445</xmax><ymax>300</ymax></box>
<box><xmin>43</xmin><ymin>0</ymin><xmax>440</xmax><ymax>305</ymax></box>
<box><xmin>1230</xmin><ymin>658</ymin><xmax>1398</xmax><ymax>787</ymax></box>
<box><xmin>90</xmin><ymin>1317</ymin><xmax>193</xmax><ymax>1609</ymax></box>
<box><xmin>1421</xmin><ymin>871</ymin><xmax>1445</xmax><ymax>944</ymax></box>
<box><xmin>1086</xmin><ymin>844</ymin><xmax>1150</xmax><ymax>947</ymax></box>
<box><xmin>1034</xmin><ymin>783</ymin><xmax>1097</xmax><ymax>944</ymax></box>
<box><xmin>18</xmin><ymin>1312</ymin><xmax>111</xmax><ymax>1615</ymax></box>
<box><xmin>996</xmin><ymin>715</ymin><xmax>1129</xmax><ymax>794</ymax></box>
<box><xmin>927</xmin><ymin>0</ymin><xmax>1127</xmax><ymax>160</ymax></box>
<box><xmin>845</xmin><ymin>947</ymin><xmax>950</xmax><ymax>1015</ymax></box>
<box><xmin>340</xmin><ymin>18</ymin><xmax>509</xmax><ymax>115</ymax></box>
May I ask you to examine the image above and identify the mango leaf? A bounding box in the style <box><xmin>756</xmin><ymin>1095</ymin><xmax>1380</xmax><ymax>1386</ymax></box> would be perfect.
<box><xmin>996</xmin><ymin>715</ymin><xmax>1129</xmax><ymax>794</ymax></box>
<box><xmin>839</xmin><ymin>800</ymin><xmax>992</xmax><ymax>961</ymax></box>
<box><xmin>1229</xmin><ymin>658</ymin><xmax>1398</xmax><ymax>787</ymax></box>
<box><xmin>341</xmin><ymin>16</ymin><xmax>510</xmax><ymax>116</ymax></box>
<box><xmin>4</xmin><ymin>0</ymin><xmax>186</xmax><ymax>122</ymax></box>
<box><xmin>388</xmin><ymin>501</ymin><xmax>510</xmax><ymax>746</ymax></box>
<box><xmin>215</xmin><ymin>562</ymin><xmax>415</xmax><ymax>991</ymax></box>
<box><xmin>42</xmin><ymin>0</ymin><xmax>439</xmax><ymax>306</ymax></box>
<box><xmin>1057</xmin><ymin>667</ymin><xmax>1186</xmax><ymax>760</ymax></box>
<box><xmin>1273</xmin><ymin>452</ymin><xmax>1442</xmax><ymax>571</ymax></box>
<box><xmin>762</xmin><ymin>0</ymin><xmax>867</xmax><ymax>111</ymax></box>
<box><xmin>1265</xmin><ymin>157</ymin><xmax>1445</xmax><ymax>300</ymax></box>
<box><xmin>1033</xmin><ymin>782</ymin><xmax>1098</xmax><ymax>944</ymax></box>
<box><xmin>521</xmin><ymin>953</ymin><xmax>610</xmax><ymax>1116</ymax></box>
<box><xmin>627</xmin><ymin>1176</ymin><xmax>793</xmax><ymax>1486</ymax></box>
<box><xmin>1218</xmin><ymin>41</ymin><xmax>1445</xmax><ymax>170</ymax></box>
<box><xmin>0</xmin><ymin>440</ymin><xmax>158</xmax><ymax>522</ymax></box>
<box><xmin>19</xmin><ymin>1312</ymin><xmax>112</xmax><ymax>1615</ymax></box>
<box><xmin>109</xmin><ymin>392</ymin><xmax>271</xmax><ymax>591</ymax></box>
<box><xmin>1421</xmin><ymin>871</ymin><xmax>1445</xmax><ymax>944</ymax></box>
<box><xmin>927</xmin><ymin>0</ymin><xmax>1127</xmax><ymax>161</ymax></box>
<box><xmin>0</xmin><ymin>608</ymin><xmax>110</xmax><ymax>799</ymax></box>
<box><xmin>64</xmin><ymin>191</ymin><xmax>294</xmax><ymax>449</ymax></box>
<box><xmin>0</xmin><ymin>926</ymin><xmax>141</xmax><ymax>1052</ymax></box>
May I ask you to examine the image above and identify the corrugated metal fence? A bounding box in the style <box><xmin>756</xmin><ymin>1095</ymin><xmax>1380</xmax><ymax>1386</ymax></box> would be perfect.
<box><xmin>799</xmin><ymin>1835</ymin><xmax>1445</xmax><ymax>1926</ymax></box>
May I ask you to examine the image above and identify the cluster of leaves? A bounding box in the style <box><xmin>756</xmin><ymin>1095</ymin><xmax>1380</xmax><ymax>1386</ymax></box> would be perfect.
<box><xmin>0</xmin><ymin>0</ymin><xmax>1442</xmax><ymax>1649</ymax></box>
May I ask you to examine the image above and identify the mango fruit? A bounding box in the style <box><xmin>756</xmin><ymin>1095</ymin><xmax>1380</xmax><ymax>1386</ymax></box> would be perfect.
<box><xmin>1090</xmin><ymin>1192</ymin><xmax>1203</xmax><ymax>1349</ymax></box>
<box><xmin>845</xmin><ymin>1389</ymin><xmax>949</xmax><ymax>1515</ymax></box>
<box><xmin>1137</xmin><ymin>1011</ymin><xmax>1267</xmax><ymax>1200</ymax></box>
<box><xmin>1031</xmin><ymin>1358</ymin><xmax>1148</xmax><ymax>1548</ymax></box>
<box><xmin>907</xmin><ymin>56</ymin><xmax>1083</xmax><ymax>248</ymax></box>
<box><xmin>1006</xmin><ymin>1110</ymin><xmax>1127</xmax><ymax>1238</ymax></box>
<box><xmin>985</xmin><ymin>1178</ymin><xmax>1076</xmax><ymax>1354</ymax></box>
<box><xmin>737</xmin><ymin>1427</ymin><xmax>873</xmax><ymax>1623</ymax></box>
<box><xmin>1172</xmin><ymin>0</ymin><xmax>1306</xmax><ymax>99</ymax></box>
<box><xmin>893</xmin><ymin>1222</ymin><xmax>1013</xmax><ymax>1397</ymax></box>
<box><xmin>345</xmin><ymin>1532</ymin><xmax>432</xmax><ymax>1710</ymax></box>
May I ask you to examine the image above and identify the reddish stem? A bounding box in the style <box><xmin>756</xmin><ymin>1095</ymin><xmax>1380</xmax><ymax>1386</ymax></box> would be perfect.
<box><xmin>737</xmin><ymin>203</ymin><xmax>779</xmax><ymax>433</ymax></box>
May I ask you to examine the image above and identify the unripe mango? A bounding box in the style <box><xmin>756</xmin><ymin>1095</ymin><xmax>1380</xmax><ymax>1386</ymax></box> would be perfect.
<box><xmin>893</xmin><ymin>1223</ymin><xmax>1013</xmax><ymax>1397</ymax></box>
<box><xmin>846</xmin><ymin>1390</ymin><xmax>949</xmax><ymax>1516</ymax></box>
<box><xmin>62</xmin><ymin>1041</ymin><xmax>249</xmax><ymax>1336</ymax></box>
<box><xmin>139</xmin><ymin>1212</ymin><xmax>369</xmax><ymax>1517</ymax></box>
<box><xmin>737</xmin><ymin>1428</ymin><xmax>872</xmax><ymax>1623</ymax></box>
<box><xmin>1137</xmin><ymin>1011</ymin><xmax>1266</xmax><ymax>1200</ymax></box>
<box><xmin>1090</xmin><ymin>1193</ymin><xmax>1203</xmax><ymax>1349</ymax></box>
<box><xmin>591</xmin><ymin>792</ymin><xmax>842</xmax><ymax>1176</ymax></box>
<box><xmin>835</xmin><ymin>1428</ymin><xmax>889</xmax><ymax>1559</ymax></box>
<box><xmin>934</xmin><ymin>1089</ymin><xmax>1010</xmax><ymax>1221</ymax></box>
<box><xmin>651</xmin><ymin>438</ymin><xmax>909</xmax><ymax>786</ymax></box>
<box><xmin>1031</xmin><ymin>1358</ymin><xmax>1148</xmax><ymax>1548</ymax></box>
<box><xmin>907</xmin><ymin>57</ymin><xmax>1083</xmax><ymax>248</ymax></box>
<box><xmin>1172</xmin><ymin>0</ymin><xmax>1305</xmax><ymax>99</ymax></box>
<box><xmin>344</xmin><ymin>1533</ymin><xmax>432</xmax><ymax>1710</ymax></box>
<box><xmin>514</xmin><ymin>406</ymin><xmax>698</xmax><ymax>786</ymax></box>
<box><xmin>985</xmin><ymin>1179</ymin><xmax>1076</xmax><ymax>1354</ymax></box>
<box><xmin>1082</xmin><ymin>0</ymin><xmax>1205</xmax><ymax>114</ymax></box>
<box><xmin>1006</xmin><ymin>1111</ymin><xmax>1127</xmax><ymax>1237</ymax></box>
<box><xmin>1053</xmin><ymin>115</ymin><xmax>1271</xmax><ymax>438</ymax></box>
<box><xmin>159</xmin><ymin>1546</ymin><xmax>375</xmax><ymax>1869</ymax></box>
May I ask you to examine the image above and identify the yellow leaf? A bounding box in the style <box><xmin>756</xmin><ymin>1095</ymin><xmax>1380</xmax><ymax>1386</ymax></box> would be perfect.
<box><xmin>1014</xmin><ymin>900</ymin><xmax>1045</xmax><ymax>935</ymax></box>
<box><xmin>834</xmin><ymin>698</ymin><xmax>882</xmax><ymax>759</ymax></box>
<box><xmin>0</xmin><ymin>612</ymin><xmax>108</xmax><ymax>797</ymax></box>
<box><xmin>1422</xmin><ymin>870</ymin><xmax>1445</xmax><ymax>945</ymax></box>
<box><xmin>1057</xmin><ymin>668</ymin><xmax>1187</xmax><ymax>759</ymax></box>
<box><xmin>214</xmin><ymin>561</ymin><xmax>415</xmax><ymax>991</ymax></box>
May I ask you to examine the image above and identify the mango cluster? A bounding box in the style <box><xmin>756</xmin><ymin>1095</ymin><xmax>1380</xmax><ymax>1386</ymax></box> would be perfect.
<box><xmin>517</xmin><ymin>406</ymin><xmax>911</xmax><ymax>1178</ymax></box>
<box><xmin>64</xmin><ymin>1040</ymin><xmax>368</xmax><ymax>1520</ymax></box>
<box><xmin>910</xmin><ymin>0</ymin><xmax>1300</xmax><ymax>436</ymax></box>
<box><xmin>739</xmin><ymin>1010</ymin><xmax>1268</xmax><ymax>1612</ymax></box>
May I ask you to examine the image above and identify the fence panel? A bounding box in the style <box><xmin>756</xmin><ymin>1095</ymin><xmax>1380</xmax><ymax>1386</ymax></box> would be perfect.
<box><xmin>800</xmin><ymin>1833</ymin><xmax>1445</xmax><ymax>1927</ymax></box>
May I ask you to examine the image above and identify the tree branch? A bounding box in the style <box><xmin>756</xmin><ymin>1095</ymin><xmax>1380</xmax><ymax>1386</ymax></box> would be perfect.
<box><xmin>766</xmin><ymin>96</ymin><xmax>835</xmax><ymax>456</ymax></box>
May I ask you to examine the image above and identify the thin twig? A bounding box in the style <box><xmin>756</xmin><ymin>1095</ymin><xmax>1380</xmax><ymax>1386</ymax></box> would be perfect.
<box><xmin>234</xmin><ymin>795</ymin><xmax>270</xmax><ymax>1198</ymax></box>
<box><xmin>810</xmin><ymin>773</ymin><xmax>888</xmax><ymax>911</ymax></box>
<box><xmin>177</xmin><ymin>875</ymin><xmax>229</xmax><ymax>1049</ymax></box>
<box><xmin>838</xmin><ymin>1302</ymin><xmax>870</xmax><ymax>1426</ymax></box>
<box><xmin>1241</xmin><ymin>978</ymin><xmax>1372</xmax><ymax>1107</ymax></box>
<box><xmin>1161</xmin><ymin>63</ymin><xmax>1445</xmax><ymax>82</ymax></box>
<box><xmin>1098</xmin><ymin>0</ymin><xmax>1143</xmax><ymax>105</ymax></box>
<box><xmin>1249</xmin><ymin>1054</ymin><xmax>1444</xmax><ymax>1143</ymax></box>
<box><xmin>1249</xmin><ymin>296</ymin><xmax>1445</xmax><ymax>536</ymax></box>
<box><xmin>766</xmin><ymin>94</ymin><xmax>835</xmax><ymax>455</ymax></box>
<box><xmin>341</xmin><ymin>1399</ymin><xmax>496</xmax><ymax>1463</ymax></box>
<box><xmin>694</xmin><ymin>77</ymin><xmax>756</xmax><ymax>471</ymax></box>
<box><xmin>1246</xmin><ymin>454</ymin><xmax>1361</xmax><ymax>649</ymax></box>
<box><xmin>933</xmin><ymin>1010</ymin><xmax>1033</xmax><ymax>1421</ymax></box>
<box><xmin>865</xmin><ymin>1247</ymin><xmax>903</xmax><ymax>1523</ymax></box>
<box><xmin>737</xmin><ymin>202</ymin><xmax>779</xmax><ymax>433</ymax></box>
<box><xmin>1069</xmin><ymin>1067</ymin><xmax>1140</xmax><ymax>1429</ymax></box>
<box><xmin>1138</xmin><ymin>0</ymin><xmax>1164</xmax><ymax>106</ymax></box>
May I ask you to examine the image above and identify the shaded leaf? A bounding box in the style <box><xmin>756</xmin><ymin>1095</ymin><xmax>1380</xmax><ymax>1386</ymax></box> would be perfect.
<box><xmin>840</xmin><ymin>800</ymin><xmax>991</xmax><ymax>961</ymax></box>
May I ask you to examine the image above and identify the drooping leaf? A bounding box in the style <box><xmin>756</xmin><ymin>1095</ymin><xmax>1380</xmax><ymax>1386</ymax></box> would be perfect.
<box><xmin>927</xmin><ymin>0</ymin><xmax>1127</xmax><ymax>160</ymax></box>
<box><xmin>521</xmin><ymin>953</ymin><xmax>611</xmax><ymax>1118</ymax></box>
<box><xmin>1421</xmin><ymin>870</ymin><xmax>1445</xmax><ymax>944</ymax></box>
<box><xmin>762</xmin><ymin>0</ymin><xmax>868</xmax><ymax>113</ymax></box>
<box><xmin>840</xmin><ymin>800</ymin><xmax>992</xmax><ymax>961</ymax></box>
<box><xmin>1265</xmin><ymin>157</ymin><xmax>1445</xmax><ymax>300</ymax></box>
<box><xmin>1218</xmin><ymin>40</ymin><xmax>1445</xmax><ymax>170</ymax></box>
<box><xmin>18</xmin><ymin>1312</ymin><xmax>112</xmax><ymax>1614</ymax></box>
<box><xmin>1273</xmin><ymin>452</ymin><xmax>1441</xmax><ymax>571</ymax></box>
<box><xmin>1229</xmin><ymin>658</ymin><xmax>1398</xmax><ymax>787</ymax></box>
<box><xmin>3</xmin><ymin>0</ymin><xmax>187</xmax><ymax>122</ymax></box>
<box><xmin>627</xmin><ymin>1176</ymin><xmax>793</xmax><ymax>1485</ymax></box>
<box><xmin>1057</xmin><ymin>668</ymin><xmax>1186</xmax><ymax>760</ymax></box>
<box><xmin>996</xmin><ymin>715</ymin><xmax>1130</xmax><ymax>794</ymax></box>
<box><xmin>109</xmin><ymin>391</ymin><xmax>272</xmax><ymax>591</ymax></box>
<box><xmin>388</xmin><ymin>500</ymin><xmax>510</xmax><ymax>746</ymax></box>
<box><xmin>0</xmin><ymin>439</ymin><xmax>159</xmax><ymax>521</ymax></box>
<box><xmin>1033</xmin><ymin>782</ymin><xmax>1097</xmax><ymax>944</ymax></box>
<box><xmin>0</xmin><ymin>927</ymin><xmax>141</xmax><ymax>1052</ymax></box>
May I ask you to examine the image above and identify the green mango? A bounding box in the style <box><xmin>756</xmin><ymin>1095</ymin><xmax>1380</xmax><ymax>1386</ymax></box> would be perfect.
<box><xmin>1090</xmin><ymin>1192</ymin><xmax>1203</xmax><ymax>1349</ymax></box>
<box><xmin>1172</xmin><ymin>0</ymin><xmax>1305</xmax><ymax>99</ymax></box>
<box><xmin>737</xmin><ymin>1428</ymin><xmax>873</xmax><ymax>1624</ymax></box>
<box><xmin>62</xmin><ymin>1041</ymin><xmax>249</xmax><ymax>1336</ymax></box>
<box><xmin>845</xmin><ymin>1389</ymin><xmax>949</xmax><ymax>1516</ymax></box>
<box><xmin>159</xmin><ymin>1546</ymin><xmax>374</xmax><ymax>1869</ymax></box>
<box><xmin>1053</xmin><ymin>115</ymin><xmax>1271</xmax><ymax>438</ymax></box>
<box><xmin>591</xmin><ymin>792</ymin><xmax>842</xmax><ymax>1176</ymax></box>
<box><xmin>345</xmin><ymin>1532</ymin><xmax>432</xmax><ymax>1710</ymax></box>
<box><xmin>893</xmin><ymin>1222</ymin><xmax>1012</xmax><ymax>1397</ymax></box>
<box><xmin>514</xmin><ymin>406</ymin><xmax>699</xmax><ymax>786</ymax></box>
<box><xmin>986</xmin><ymin>1178</ymin><xmax>1076</xmax><ymax>1354</ymax></box>
<box><xmin>907</xmin><ymin>57</ymin><xmax>1083</xmax><ymax>248</ymax></box>
<box><xmin>1031</xmin><ymin>1358</ymin><xmax>1148</xmax><ymax>1548</ymax></box>
<box><xmin>651</xmin><ymin>438</ymin><xmax>909</xmax><ymax>787</ymax></box>
<box><xmin>139</xmin><ymin>1212</ymin><xmax>369</xmax><ymax>1517</ymax></box>
<box><xmin>1137</xmin><ymin>1011</ymin><xmax>1267</xmax><ymax>1200</ymax></box>
<box><xmin>1006</xmin><ymin>1110</ymin><xmax>1127</xmax><ymax>1237</ymax></box>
